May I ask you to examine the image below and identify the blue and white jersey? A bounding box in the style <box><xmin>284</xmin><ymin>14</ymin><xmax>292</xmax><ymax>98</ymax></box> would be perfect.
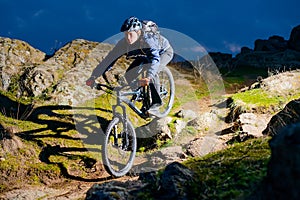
<box><xmin>91</xmin><ymin>33</ymin><xmax>171</xmax><ymax>79</ymax></box>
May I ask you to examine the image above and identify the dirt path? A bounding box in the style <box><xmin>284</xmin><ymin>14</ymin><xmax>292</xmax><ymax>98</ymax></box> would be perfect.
<box><xmin>0</xmin><ymin>174</ymin><xmax>140</xmax><ymax>199</ymax></box>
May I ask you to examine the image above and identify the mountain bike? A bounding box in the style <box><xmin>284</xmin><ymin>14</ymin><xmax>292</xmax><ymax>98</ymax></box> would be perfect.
<box><xmin>94</xmin><ymin>66</ymin><xmax>175</xmax><ymax>177</ymax></box>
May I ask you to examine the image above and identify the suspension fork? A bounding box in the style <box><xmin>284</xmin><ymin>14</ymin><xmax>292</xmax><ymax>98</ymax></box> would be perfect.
<box><xmin>112</xmin><ymin>90</ymin><xmax>129</xmax><ymax>146</ymax></box>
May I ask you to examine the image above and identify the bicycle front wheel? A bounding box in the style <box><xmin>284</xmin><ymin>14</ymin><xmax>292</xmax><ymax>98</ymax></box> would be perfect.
<box><xmin>153</xmin><ymin>66</ymin><xmax>175</xmax><ymax>118</ymax></box>
<box><xmin>102</xmin><ymin>116</ymin><xmax>137</xmax><ymax>177</ymax></box>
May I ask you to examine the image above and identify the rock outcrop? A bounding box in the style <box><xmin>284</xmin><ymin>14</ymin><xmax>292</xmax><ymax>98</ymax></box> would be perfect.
<box><xmin>0</xmin><ymin>37</ymin><xmax>45</xmax><ymax>91</ymax></box>
<box><xmin>262</xmin><ymin>98</ymin><xmax>300</xmax><ymax>136</ymax></box>
<box><xmin>86</xmin><ymin>162</ymin><xmax>196</xmax><ymax>200</ymax></box>
<box><xmin>264</xmin><ymin>123</ymin><xmax>300</xmax><ymax>199</ymax></box>
<box><xmin>0</xmin><ymin>37</ymin><xmax>127</xmax><ymax>105</ymax></box>
<box><xmin>288</xmin><ymin>25</ymin><xmax>300</xmax><ymax>51</ymax></box>
<box><xmin>209</xmin><ymin>25</ymin><xmax>300</xmax><ymax>70</ymax></box>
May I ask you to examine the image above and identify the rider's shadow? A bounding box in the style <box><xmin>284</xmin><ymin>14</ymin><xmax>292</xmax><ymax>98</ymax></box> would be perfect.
<box><xmin>38</xmin><ymin>143</ymin><xmax>109</xmax><ymax>181</ymax></box>
<box><xmin>0</xmin><ymin>94</ymin><xmax>112</xmax><ymax>180</ymax></box>
<box><xmin>67</xmin><ymin>107</ymin><xmax>110</xmax><ymax>145</ymax></box>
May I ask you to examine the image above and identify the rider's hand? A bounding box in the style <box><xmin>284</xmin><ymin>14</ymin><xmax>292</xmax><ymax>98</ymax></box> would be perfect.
<box><xmin>86</xmin><ymin>77</ymin><xmax>95</xmax><ymax>88</ymax></box>
<box><xmin>139</xmin><ymin>77</ymin><xmax>151</xmax><ymax>87</ymax></box>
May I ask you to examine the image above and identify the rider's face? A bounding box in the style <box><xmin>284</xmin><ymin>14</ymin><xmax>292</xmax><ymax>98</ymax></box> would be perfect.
<box><xmin>124</xmin><ymin>31</ymin><xmax>139</xmax><ymax>44</ymax></box>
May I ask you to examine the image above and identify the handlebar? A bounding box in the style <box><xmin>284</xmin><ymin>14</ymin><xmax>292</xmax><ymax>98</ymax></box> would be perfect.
<box><xmin>93</xmin><ymin>83</ymin><xmax>115</xmax><ymax>91</ymax></box>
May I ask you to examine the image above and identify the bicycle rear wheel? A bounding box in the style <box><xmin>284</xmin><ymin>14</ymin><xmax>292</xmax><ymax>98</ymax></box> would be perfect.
<box><xmin>102</xmin><ymin>115</ymin><xmax>136</xmax><ymax>177</ymax></box>
<box><xmin>152</xmin><ymin>66</ymin><xmax>175</xmax><ymax>118</ymax></box>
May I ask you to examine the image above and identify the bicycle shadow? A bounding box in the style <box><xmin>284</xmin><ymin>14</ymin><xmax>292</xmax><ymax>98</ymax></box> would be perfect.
<box><xmin>0</xmin><ymin>93</ymin><xmax>113</xmax><ymax>181</ymax></box>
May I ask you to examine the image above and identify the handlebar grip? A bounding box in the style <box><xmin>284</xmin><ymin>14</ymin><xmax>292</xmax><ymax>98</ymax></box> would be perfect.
<box><xmin>96</xmin><ymin>83</ymin><xmax>103</xmax><ymax>90</ymax></box>
<box><xmin>94</xmin><ymin>83</ymin><xmax>114</xmax><ymax>91</ymax></box>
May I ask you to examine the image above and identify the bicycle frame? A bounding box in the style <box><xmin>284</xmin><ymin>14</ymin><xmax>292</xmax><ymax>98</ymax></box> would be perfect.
<box><xmin>96</xmin><ymin>83</ymin><xmax>150</xmax><ymax>120</ymax></box>
<box><xmin>95</xmin><ymin>83</ymin><xmax>149</xmax><ymax>151</ymax></box>
<box><xmin>98</xmin><ymin>66</ymin><xmax>174</xmax><ymax>177</ymax></box>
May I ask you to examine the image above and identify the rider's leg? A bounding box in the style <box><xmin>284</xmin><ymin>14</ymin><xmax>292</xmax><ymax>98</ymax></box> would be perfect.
<box><xmin>126</xmin><ymin>61</ymin><xmax>161</xmax><ymax>110</ymax></box>
<box><xmin>149</xmin><ymin>81</ymin><xmax>162</xmax><ymax>105</ymax></box>
<box><xmin>160</xmin><ymin>46</ymin><xmax>174</xmax><ymax>66</ymax></box>
<box><xmin>150</xmin><ymin>46</ymin><xmax>174</xmax><ymax>106</ymax></box>
<box><xmin>124</xmin><ymin>59</ymin><xmax>144</xmax><ymax>89</ymax></box>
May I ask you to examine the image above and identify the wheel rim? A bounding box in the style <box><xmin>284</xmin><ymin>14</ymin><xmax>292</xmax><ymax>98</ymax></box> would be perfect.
<box><xmin>103</xmin><ymin>118</ymin><xmax>136</xmax><ymax>176</ymax></box>
<box><xmin>155</xmin><ymin>67</ymin><xmax>175</xmax><ymax>116</ymax></box>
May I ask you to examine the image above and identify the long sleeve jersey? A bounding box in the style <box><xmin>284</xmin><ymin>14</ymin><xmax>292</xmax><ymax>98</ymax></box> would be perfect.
<box><xmin>90</xmin><ymin>33</ymin><xmax>171</xmax><ymax>79</ymax></box>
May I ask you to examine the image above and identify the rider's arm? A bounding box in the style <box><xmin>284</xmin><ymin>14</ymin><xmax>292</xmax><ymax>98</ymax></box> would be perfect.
<box><xmin>143</xmin><ymin>36</ymin><xmax>161</xmax><ymax>80</ymax></box>
<box><xmin>90</xmin><ymin>39</ymin><xmax>127</xmax><ymax>79</ymax></box>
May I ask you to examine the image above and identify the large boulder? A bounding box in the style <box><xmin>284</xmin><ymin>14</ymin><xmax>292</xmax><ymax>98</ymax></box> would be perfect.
<box><xmin>44</xmin><ymin>39</ymin><xmax>111</xmax><ymax>69</ymax></box>
<box><xmin>0</xmin><ymin>37</ymin><xmax>45</xmax><ymax>66</ymax></box>
<box><xmin>236</xmin><ymin>113</ymin><xmax>270</xmax><ymax>138</ymax></box>
<box><xmin>20</xmin><ymin>64</ymin><xmax>58</xmax><ymax>97</ymax></box>
<box><xmin>186</xmin><ymin>135</ymin><xmax>226</xmax><ymax>157</ymax></box>
<box><xmin>0</xmin><ymin>36</ymin><xmax>128</xmax><ymax>105</ymax></box>
<box><xmin>86</xmin><ymin>180</ymin><xmax>145</xmax><ymax>200</ymax></box>
<box><xmin>260</xmin><ymin>70</ymin><xmax>300</xmax><ymax>95</ymax></box>
<box><xmin>45</xmin><ymin>41</ymin><xmax>129</xmax><ymax>105</ymax></box>
<box><xmin>85</xmin><ymin>162</ymin><xmax>196</xmax><ymax>200</ymax></box>
<box><xmin>262</xmin><ymin>98</ymin><xmax>300</xmax><ymax>136</ymax></box>
<box><xmin>0</xmin><ymin>37</ymin><xmax>45</xmax><ymax>91</ymax></box>
<box><xmin>158</xmin><ymin>162</ymin><xmax>196</xmax><ymax>200</ymax></box>
<box><xmin>264</xmin><ymin>123</ymin><xmax>300</xmax><ymax>199</ymax></box>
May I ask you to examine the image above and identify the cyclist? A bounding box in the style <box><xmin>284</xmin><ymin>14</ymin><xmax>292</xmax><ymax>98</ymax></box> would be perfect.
<box><xmin>86</xmin><ymin>16</ymin><xmax>174</xmax><ymax>111</ymax></box>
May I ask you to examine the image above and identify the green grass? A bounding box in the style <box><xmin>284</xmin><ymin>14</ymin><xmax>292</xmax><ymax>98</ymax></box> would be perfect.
<box><xmin>229</xmin><ymin>88</ymin><xmax>300</xmax><ymax>113</ymax></box>
<box><xmin>136</xmin><ymin>137</ymin><xmax>271</xmax><ymax>200</ymax></box>
<box><xmin>0</xmin><ymin>139</ymin><xmax>61</xmax><ymax>191</ymax></box>
<box><xmin>231</xmin><ymin>88</ymin><xmax>284</xmax><ymax>107</ymax></box>
<box><xmin>0</xmin><ymin>94</ymin><xmax>106</xmax><ymax>192</ymax></box>
<box><xmin>183</xmin><ymin>137</ymin><xmax>271</xmax><ymax>199</ymax></box>
<box><xmin>223</xmin><ymin>76</ymin><xmax>246</xmax><ymax>91</ymax></box>
<box><xmin>0</xmin><ymin>87</ymin><xmax>163</xmax><ymax>192</ymax></box>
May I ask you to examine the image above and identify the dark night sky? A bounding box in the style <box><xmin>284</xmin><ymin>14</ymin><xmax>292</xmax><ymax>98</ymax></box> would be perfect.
<box><xmin>1</xmin><ymin>0</ymin><xmax>299</xmax><ymax>56</ymax></box>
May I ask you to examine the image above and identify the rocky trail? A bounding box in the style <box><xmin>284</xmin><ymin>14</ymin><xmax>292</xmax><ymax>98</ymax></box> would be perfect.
<box><xmin>2</xmin><ymin>68</ymin><xmax>300</xmax><ymax>199</ymax></box>
<box><xmin>0</xmin><ymin>75</ymin><xmax>232</xmax><ymax>199</ymax></box>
